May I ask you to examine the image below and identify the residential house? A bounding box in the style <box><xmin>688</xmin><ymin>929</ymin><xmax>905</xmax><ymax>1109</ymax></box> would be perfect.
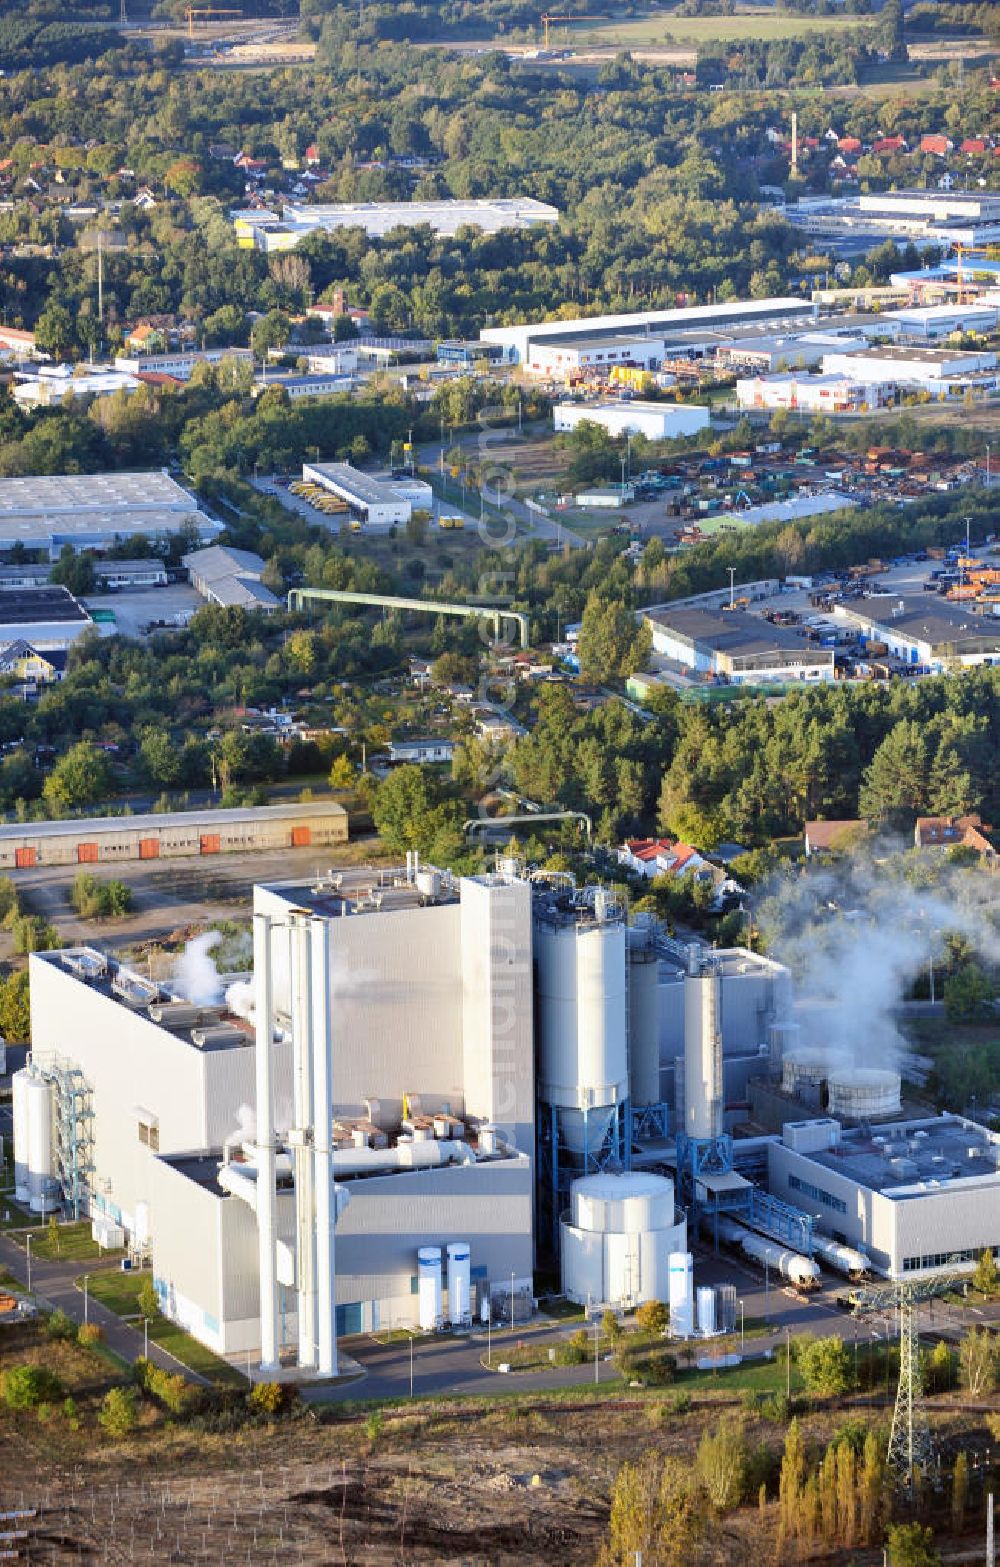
<box><xmin>804</xmin><ymin>819</ymin><xmax>869</xmax><ymax>856</ymax></box>
<box><xmin>919</xmin><ymin>135</ymin><xmax>953</xmax><ymax>158</ymax></box>
<box><xmin>914</xmin><ymin>814</ymin><xmax>997</xmax><ymax>867</ymax></box>
<box><xmin>0</xmin><ymin>640</ymin><xmax>64</xmax><ymax>686</ymax></box>
<box><xmin>387</xmin><ymin>737</ymin><xmax>455</xmax><ymax>764</ymax></box>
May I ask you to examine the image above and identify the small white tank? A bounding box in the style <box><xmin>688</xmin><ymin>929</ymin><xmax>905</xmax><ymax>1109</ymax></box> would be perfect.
<box><xmin>12</xmin><ymin>1068</ymin><xmax>31</xmax><ymax>1204</ymax></box>
<box><xmin>668</xmin><ymin>1251</ymin><xmax>694</xmax><ymax>1339</ymax></box>
<box><xmin>446</xmin><ymin>1242</ymin><xmax>471</xmax><ymax>1326</ymax></box>
<box><xmin>696</xmin><ymin>1285</ymin><xmax>716</xmax><ymax>1337</ymax></box>
<box><xmin>417</xmin><ymin>1246</ymin><xmax>442</xmax><ymax>1330</ymax></box>
<box><xmin>18</xmin><ymin>1072</ymin><xmax>58</xmax><ymax>1214</ymax></box>
<box><xmin>827</xmin><ymin>1068</ymin><xmax>901</xmax><ymax>1120</ymax></box>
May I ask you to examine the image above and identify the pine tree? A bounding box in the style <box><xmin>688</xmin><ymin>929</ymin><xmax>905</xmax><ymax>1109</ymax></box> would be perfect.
<box><xmin>778</xmin><ymin>1419</ymin><xmax>808</xmax><ymax>1550</ymax></box>
<box><xmin>951</xmin><ymin>1450</ymin><xmax>969</xmax><ymax>1534</ymax></box>
<box><xmin>860</xmin><ymin>1430</ymin><xmax>886</xmax><ymax>1545</ymax></box>
<box><xmin>836</xmin><ymin>1439</ymin><xmax>857</xmax><ymax>1549</ymax></box>
<box><xmin>819</xmin><ymin>1446</ymin><xmax>839</xmax><ymax>1546</ymax></box>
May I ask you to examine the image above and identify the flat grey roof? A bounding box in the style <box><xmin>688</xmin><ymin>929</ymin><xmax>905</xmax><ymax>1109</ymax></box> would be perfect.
<box><xmin>261</xmin><ymin>866</ymin><xmax>459</xmax><ymax>917</ymax></box>
<box><xmin>804</xmin><ymin>1117</ymin><xmax>1000</xmax><ymax>1197</ymax></box>
<box><xmin>834</xmin><ymin>345</ymin><xmax>992</xmax><ymax>365</ymax></box>
<box><xmin>839</xmin><ymin>596</ymin><xmax>1000</xmax><ymax>649</ymax></box>
<box><xmin>0</xmin><ymin>588</ymin><xmax>89</xmax><ymax>626</ymax></box>
<box><xmin>0</xmin><ymin>800</ymin><xmax>346</xmax><ymax>842</ymax></box>
<box><xmin>0</xmin><ymin>471</ymin><xmax>196</xmax><ymax>518</ymax></box>
<box><xmin>645</xmin><ymin>604</ymin><xmax>819</xmax><ymax>658</ymax></box>
<box><xmin>183</xmin><ymin>545</ymin><xmax>266</xmax><ymax>582</ymax></box>
<box><xmin>305</xmin><ymin>463</ymin><xmax>406</xmax><ymax>506</ymax></box>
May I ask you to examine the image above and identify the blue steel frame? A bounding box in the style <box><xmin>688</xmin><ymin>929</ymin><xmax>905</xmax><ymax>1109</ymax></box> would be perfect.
<box><xmin>537</xmin><ymin>1098</ymin><xmax>631</xmax><ymax>1257</ymax></box>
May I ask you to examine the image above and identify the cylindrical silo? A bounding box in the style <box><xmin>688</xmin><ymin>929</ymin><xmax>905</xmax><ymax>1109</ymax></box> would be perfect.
<box><xmin>23</xmin><ymin>1073</ymin><xmax>57</xmax><ymax>1214</ymax></box>
<box><xmin>12</xmin><ymin>1068</ymin><xmax>31</xmax><ymax>1204</ymax></box>
<box><xmin>535</xmin><ymin>917</ymin><xmax>629</xmax><ymax>1157</ymax></box>
<box><xmin>446</xmin><ymin>1242</ymin><xmax>471</xmax><ymax>1326</ymax></box>
<box><xmin>629</xmin><ymin>938</ymin><xmax>660</xmax><ymax>1107</ymax></box>
<box><xmin>668</xmin><ymin>1252</ymin><xmax>694</xmax><ymax>1338</ymax></box>
<box><xmin>827</xmin><ymin>1068</ymin><xmax>901</xmax><ymax>1121</ymax></box>
<box><xmin>560</xmin><ymin>1172</ymin><xmax>686</xmax><ymax>1307</ymax></box>
<box><xmin>696</xmin><ymin>1285</ymin><xmax>716</xmax><ymax>1337</ymax></box>
<box><xmin>683</xmin><ymin>961</ymin><xmax>722</xmax><ymax>1140</ymax></box>
<box><xmin>417</xmin><ymin>1247</ymin><xmax>442</xmax><ymax>1331</ymax></box>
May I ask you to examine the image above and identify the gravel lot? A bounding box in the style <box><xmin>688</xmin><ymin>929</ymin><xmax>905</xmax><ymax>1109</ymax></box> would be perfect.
<box><xmin>83</xmin><ymin>585</ymin><xmax>202</xmax><ymax>639</ymax></box>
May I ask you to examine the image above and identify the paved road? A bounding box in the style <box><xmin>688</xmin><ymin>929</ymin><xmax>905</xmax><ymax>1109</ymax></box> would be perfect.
<box><xmin>0</xmin><ymin>1232</ymin><xmax>208</xmax><ymax>1384</ymax></box>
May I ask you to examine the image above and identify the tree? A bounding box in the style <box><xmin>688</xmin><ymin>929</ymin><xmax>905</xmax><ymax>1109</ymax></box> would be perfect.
<box><xmin>943</xmin><ymin>962</ymin><xmax>994</xmax><ymax>1023</ymax></box>
<box><xmin>99</xmin><ymin>1385</ymin><xmax>139</xmax><ymax>1438</ymax></box>
<box><xmin>42</xmin><ymin>741</ymin><xmax>111</xmax><ymax>814</ymax></box>
<box><xmin>695</xmin><ymin>1419</ymin><xmax>747</xmax><ymax>1511</ymax></box>
<box><xmin>577</xmin><ymin>593</ymin><xmax>651</xmax><ymax>683</ymax></box>
<box><xmin>598</xmin><ymin>1453</ymin><xmax>705</xmax><ymax>1567</ymax></box>
<box><xmin>886</xmin><ymin>1523</ymin><xmax>939</xmax><ymax>1567</ymax></box>
<box><xmin>34</xmin><ymin>302</ymin><xmax>76</xmax><ymax>360</ymax></box>
<box><xmin>1</xmin><ymin>1364</ymin><xmax>64</xmax><ymax>1409</ymax></box>
<box><xmin>328</xmin><ymin>755</ymin><xmax>355</xmax><ymax>790</ymax></box>
<box><xmin>959</xmin><ymin>1326</ymin><xmax>1000</xmax><ymax>1396</ymax></box>
<box><xmin>0</xmin><ymin>970</ymin><xmax>31</xmax><ymax>1041</ymax></box>
<box><xmin>635</xmin><ymin>1299</ymin><xmax>668</xmax><ymax>1336</ymax></box>
<box><xmin>797</xmin><ymin>1335</ymin><xmax>852</xmax><ymax>1398</ymax></box>
<box><xmin>951</xmin><ymin>1449</ymin><xmax>968</xmax><ymax>1533</ymax></box>
<box><xmin>859</xmin><ymin>721</ymin><xmax>928</xmax><ymax>822</ymax></box>
<box><xmin>972</xmin><ymin>1248</ymin><xmax>1000</xmax><ymax>1298</ymax></box>
<box><xmin>136</xmin><ymin>1276</ymin><xmax>159</xmax><ymax>1322</ymax></box>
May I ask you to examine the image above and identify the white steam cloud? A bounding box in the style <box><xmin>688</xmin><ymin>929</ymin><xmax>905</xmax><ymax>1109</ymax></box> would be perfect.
<box><xmin>758</xmin><ymin>851</ymin><xmax>1000</xmax><ymax>1074</ymax></box>
<box><xmin>172</xmin><ymin>931</ymin><xmax>223</xmax><ymax>1007</ymax></box>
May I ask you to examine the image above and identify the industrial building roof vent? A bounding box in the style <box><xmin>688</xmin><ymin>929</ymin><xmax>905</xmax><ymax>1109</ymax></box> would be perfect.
<box><xmin>61</xmin><ymin>949</ymin><xmax>108</xmax><ymax>983</ymax></box>
<box><xmin>190</xmin><ymin>1024</ymin><xmax>247</xmax><ymax>1050</ymax></box>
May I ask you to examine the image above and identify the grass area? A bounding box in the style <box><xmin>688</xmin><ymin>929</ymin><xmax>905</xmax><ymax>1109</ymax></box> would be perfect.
<box><xmin>680</xmin><ymin>1355</ymin><xmax>802</xmax><ymax>1395</ymax></box>
<box><xmin>540</xmin><ymin>6</ymin><xmax>876</xmax><ymax>47</ymax></box>
<box><xmin>0</xmin><ymin>1195</ymin><xmax>33</xmax><ymax>1232</ymax></box>
<box><xmin>84</xmin><ymin>1271</ymin><xmax>246</xmax><ymax>1387</ymax></box>
<box><xmin>22</xmin><ymin>1219</ymin><xmax>123</xmax><ymax>1264</ymax></box>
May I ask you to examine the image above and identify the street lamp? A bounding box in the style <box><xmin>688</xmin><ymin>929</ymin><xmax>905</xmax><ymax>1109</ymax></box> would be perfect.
<box><xmin>510</xmin><ymin>1271</ymin><xmax>516</xmax><ymax>1333</ymax></box>
<box><xmin>738</xmin><ymin>1298</ymin><xmax>744</xmax><ymax>1357</ymax></box>
<box><xmin>83</xmin><ymin>1274</ymin><xmax>89</xmax><ymax>1325</ymax></box>
<box><xmin>25</xmin><ymin>1234</ymin><xmax>31</xmax><ymax>1294</ymax></box>
<box><xmin>409</xmin><ymin>1332</ymin><xmax>414</xmax><ymax>1398</ymax></box>
<box><xmin>143</xmin><ymin>1317</ymin><xmax>149</xmax><ymax>1359</ymax></box>
<box><xmin>485</xmin><ymin>1298</ymin><xmax>492</xmax><ymax>1367</ymax></box>
<box><xmin>593</xmin><ymin>1306</ymin><xmax>600</xmax><ymax>1386</ymax></box>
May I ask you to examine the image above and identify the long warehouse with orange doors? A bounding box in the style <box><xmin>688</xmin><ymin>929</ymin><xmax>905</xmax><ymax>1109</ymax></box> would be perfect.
<box><xmin>0</xmin><ymin>800</ymin><xmax>348</xmax><ymax>870</ymax></box>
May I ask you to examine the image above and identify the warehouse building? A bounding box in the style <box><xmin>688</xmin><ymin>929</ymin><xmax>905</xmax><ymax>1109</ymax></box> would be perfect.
<box><xmin>235</xmin><ymin>198</ymin><xmax>559</xmax><ymax>250</ymax></box>
<box><xmin>0</xmin><ymin>587</ymin><xmax>93</xmax><ymax>653</ymax></box>
<box><xmin>832</xmin><ymin>596</ymin><xmax>1000</xmax><ymax>672</ymax></box>
<box><xmin>643</xmin><ymin>603</ymin><xmax>836</xmax><ymax>684</ymax></box>
<box><xmin>767</xmin><ymin>1116</ymin><xmax>1000</xmax><ymax>1280</ymax></box>
<box><xmin>713</xmin><ymin>492</ymin><xmax>858</xmax><ymax>527</ymax></box>
<box><xmin>480</xmin><ymin>298</ymin><xmax>817</xmax><ymax>366</ymax></box>
<box><xmin>529</xmin><ymin>333</ymin><xmax>669</xmax><ymax>379</ymax></box>
<box><xmin>114</xmin><ymin>348</ymin><xmax>253</xmax><ymax>382</ymax></box>
<box><xmin>737</xmin><ymin>374</ymin><xmax>894</xmax><ymax>414</ymax></box>
<box><xmin>0</xmin><ymin>471</ymin><xmax>220</xmax><ymax>559</ymax></box>
<box><xmin>300</xmin><ymin>462</ymin><xmax>433</xmax><ymax>528</ymax></box>
<box><xmin>886</xmin><ymin>303</ymin><xmax>1000</xmax><ymax>341</ymax></box>
<box><xmin>719</xmin><ymin>330</ymin><xmax>873</xmax><ymax>374</ymax></box>
<box><xmin>182</xmin><ymin>545</ymin><xmax>281</xmax><ymax>613</ymax></box>
<box><xmin>552</xmin><ymin>401</ymin><xmax>709</xmax><ymax>440</ymax></box>
<box><xmin>0</xmin><ymin>800</ymin><xmax>348</xmax><ymax>870</ymax></box>
<box><xmin>820</xmin><ymin>345</ymin><xmax>999</xmax><ymax>396</ymax></box>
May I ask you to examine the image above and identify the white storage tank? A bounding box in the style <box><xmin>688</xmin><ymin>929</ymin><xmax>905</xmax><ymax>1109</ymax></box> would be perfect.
<box><xmin>446</xmin><ymin>1242</ymin><xmax>471</xmax><ymax>1326</ymax></box>
<box><xmin>683</xmin><ymin>961</ymin><xmax>722</xmax><ymax>1140</ymax></box>
<box><xmin>417</xmin><ymin>1246</ymin><xmax>442</xmax><ymax>1331</ymax></box>
<box><xmin>535</xmin><ymin>918</ymin><xmax>629</xmax><ymax>1157</ymax></box>
<box><xmin>827</xmin><ymin>1068</ymin><xmax>901</xmax><ymax>1120</ymax></box>
<box><xmin>628</xmin><ymin>935</ymin><xmax>661</xmax><ymax>1107</ymax></box>
<box><xmin>560</xmin><ymin>1172</ymin><xmax>686</xmax><ymax>1308</ymax></box>
<box><xmin>17</xmin><ymin>1070</ymin><xmax>58</xmax><ymax>1214</ymax></box>
<box><xmin>696</xmin><ymin>1285</ymin><xmax>716</xmax><ymax>1337</ymax></box>
<box><xmin>668</xmin><ymin>1251</ymin><xmax>694</xmax><ymax>1338</ymax></box>
<box><xmin>12</xmin><ymin>1068</ymin><xmax>31</xmax><ymax>1204</ymax></box>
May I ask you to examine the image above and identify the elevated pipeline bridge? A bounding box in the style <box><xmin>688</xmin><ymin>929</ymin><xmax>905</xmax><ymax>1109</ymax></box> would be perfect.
<box><xmin>287</xmin><ymin>588</ymin><xmax>530</xmax><ymax>649</ymax></box>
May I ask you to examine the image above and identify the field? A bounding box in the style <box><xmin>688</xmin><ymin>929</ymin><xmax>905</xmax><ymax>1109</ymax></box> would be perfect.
<box><xmin>564</xmin><ymin>7</ymin><xmax>878</xmax><ymax>47</ymax></box>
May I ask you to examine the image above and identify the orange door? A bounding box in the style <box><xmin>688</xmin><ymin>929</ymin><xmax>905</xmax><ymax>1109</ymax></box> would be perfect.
<box><xmin>200</xmin><ymin>834</ymin><xmax>220</xmax><ymax>855</ymax></box>
<box><xmin>138</xmin><ymin>838</ymin><xmax>160</xmax><ymax>860</ymax></box>
<box><xmin>77</xmin><ymin>842</ymin><xmax>99</xmax><ymax>863</ymax></box>
<box><xmin>14</xmin><ymin>847</ymin><xmax>36</xmax><ymax>869</ymax></box>
<box><xmin>291</xmin><ymin>826</ymin><xmax>311</xmax><ymax>848</ymax></box>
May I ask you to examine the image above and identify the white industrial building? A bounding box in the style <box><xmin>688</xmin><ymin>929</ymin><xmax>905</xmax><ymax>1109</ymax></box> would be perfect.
<box><xmin>0</xmin><ymin>471</ymin><xmax>220</xmax><ymax>559</ymax></box>
<box><xmin>114</xmin><ymin>348</ymin><xmax>254</xmax><ymax>381</ymax></box>
<box><xmin>719</xmin><ymin>330</ymin><xmax>874</xmax><ymax>374</ymax></box>
<box><xmin>716</xmin><ymin>492</ymin><xmax>858</xmax><ymax>527</ymax></box>
<box><xmin>183</xmin><ymin>545</ymin><xmax>281</xmax><ymax>613</ymax></box>
<box><xmin>553</xmin><ymin>401</ymin><xmax>709</xmax><ymax>440</ymax></box>
<box><xmin>886</xmin><ymin>304</ymin><xmax>1000</xmax><ymax>341</ymax></box>
<box><xmin>528</xmin><ymin>334</ymin><xmax>668</xmax><ymax>379</ymax></box>
<box><xmin>643</xmin><ymin>603</ymin><xmax>836</xmax><ymax>684</ymax></box>
<box><xmin>300</xmin><ymin>462</ymin><xmax>433</xmax><ymax>528</ymax></box>
<box><xmin>737</xmin><ymin>374</ymin><xmax>894</xmax><ymax>414</ymax></box>
<box><xmin>0</xmin><ymin>587</ymin><xmax>94</xmax><ymax>654</ymax></box>
<box><xmin>481</xmin><ymin>298</ymin><xmax>817</xmax><ymax>366</ymax></box>
<box><xmin>820</xmin><ymin>345</ymin><xmax>999</xmax><ymax>396</ymax></box>
<box><xmin>832</xmin><ymin>596</ymin><xmax>1000</xmax><ymax>672</ymax></box>
<box><xmin>236</xmin><ymin>198</ymin><xmax>559</xmax><ymax>251</ymax></box>
<box><xmin>12</xmin><ymin>365</ymin><xmax>143</xmax><ymax>410</ymax></box>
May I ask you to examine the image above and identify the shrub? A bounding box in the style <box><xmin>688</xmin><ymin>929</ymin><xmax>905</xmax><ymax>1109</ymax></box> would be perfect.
<box><xmin>796</xmin><ymin>1335</ymin><xmax>852</xmax><ymax>1398</ymax></box>
<box><xmin>635</xmin><ymin>1299</ymin><xmax>669</xmax><ymax>1336</ymax></box>
<box><xmin>2</xmin><ymin>1365</ymin><xmax>64</xmax><ymax>1409</ymax></box>
<box><xmin>668</xmin><ymin>1391</ymin><xmax>692</xmax><ymax>1415</ymax></box>
<box><xmin>144</xmin><ymin>1364</ymin><xmax>195</xmax><ymax>1416</ymax></box>
<box><xmin>365</xmin><ymin>1410</ymin><xmax>384</xmax><ymax>1444</ymax></box>
<box><xmin>77</xmin><ymin>1322</ymin><xmax>103</xmax><ymax>1348</ymax></box>
<box><xmin>69</xmin><ymin>873</ymin><xmax>133</xmax><ymax>920</ymax></box>
<box><xmin>696</xmin><ymin>1419</ymin><xmax>748</xmax><ymax>1510</ymax></box>
<box><xmin>759</xmin><ymin>1392</ymin><xmax>791</xmax><ymax>1423</ymax></box>
<box><xmin>248</xmin><ymin>1380</ymin><xmax>288</xmax><ymax>1416</ymax></box>
<box><xmin>99</xmin><ymin>1386</ymin><xmax>139</xmax><ymax>1438</ymax></box>
<box><xmin>601</xmin><ymin>1308</ymin><xmax>622</xmax><ymax>1345</ymax></box>
<box><xmin>45</xmin><ymin>1308</ymin><xmax>76</xmax><ymax>1342</ymax></box>
<box><xmin>62</xmin><ymin>1396</ymin><xmax>80</xmax><ymax>1430</ymax></box>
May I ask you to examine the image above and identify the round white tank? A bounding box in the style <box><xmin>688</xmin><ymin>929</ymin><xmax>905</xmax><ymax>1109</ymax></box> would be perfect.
<box><xmin>683</xmin><ymin>971</ymin><xmax>722</xmax><ymax>1140</ymax></box>
<box><xmin>561</xmin><ymin>1172</ymin><xmax>686</xmax><ymax>1308</ymax></box>
<box><xmin>416</xmin><ymin>868</ymin><xmax>441</xmax><ymax>902</ymax></box>
<box><xmin>446</xmin><ymin>1242</ymin><xmax>471</xmax><ymax>1326</ymax></box>
<box><xmin>827</xmin><ymin>1068</ymin><xmax>901</xmax><ymax>1120</ymax></box>
<box><xmin>696</xmin><ymin>1285</ymin><xmax>716</xmax><ymax>1337</ymax></box>
<box><xmin>417</xmin><ymin>1247</ymin><xmax>442</xmax><ymax>1331</ymax></box>
<box><xmin>668</xmin><ymin>1251</ymin><xmax>694</xmax><ymax>1338</ymax></box>
<box><xmin>781</xmin><ymin>1049</ymin><xmax>848</xmax><ymax>1094</ymax></box>
<box><xmin>628</xmin><ymin>946</ymin><xmax>660</xmax><ymax>1107</ymax></box>
<box><xmin>535</xmin><ymin>921</ymin><xmax>628</xmax><ymax>1116</ymax></box>
<box><xmin>23</xmin><ymin>1073</ymin><xmax>57</xmax><ymax>1214</ymax></box>
<box><xmin>12</xmin><ymin>1068</ymin><xmax>31</xmax><ymax>1204</ymax></box>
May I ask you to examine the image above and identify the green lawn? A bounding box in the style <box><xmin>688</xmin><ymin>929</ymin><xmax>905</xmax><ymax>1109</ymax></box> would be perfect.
<box><xmin>83</xmin><ymin>1271</ymin><xmax>246</xmax><ymax>1387</ymax></box>
<box><xmin>679</xmin><ymin>1354</ymin><xmax>802</xmax><ymax>1394</ymax></box>
<box><xmin>539</xmin><ymin>7</ymin><xmax>876</xmax><ymax>47</ymax></box>
<box><xmin>24</xmin><ymin>1219</ymin><xmax>123</xmax><ymax>1263</ymax></box>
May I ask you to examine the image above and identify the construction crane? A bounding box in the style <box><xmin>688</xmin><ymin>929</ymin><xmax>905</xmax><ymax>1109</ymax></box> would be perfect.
<box><xmin>851</xmin><ymin>1271</ymin><xmax>964</xmax><ymax>1492</ymax></box>
<box><xmin>540</xmin><ymin>12</ymin><xmax>587</xmax><ymax>48</ymax></box>
<box><xmin>184</xmin><ymin>6</ymin><xmax>243</xmax><ymax>40</ymax></box>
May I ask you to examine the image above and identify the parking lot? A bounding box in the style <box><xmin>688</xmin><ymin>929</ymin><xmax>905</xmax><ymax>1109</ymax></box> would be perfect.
<box><xmin>83</xmin><ymin>585</ymin><xmax>202</xmax><ymax>639</ymax></box>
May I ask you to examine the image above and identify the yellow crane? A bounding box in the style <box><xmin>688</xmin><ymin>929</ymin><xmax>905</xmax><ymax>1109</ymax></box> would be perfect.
<box><xmin>184</xmin><ymin>6</ymin><xmax>243</xmax><ymax>40</ymax></box>
<box><xmin>540</xmin><ymin>12</ymin><xmax>587</xmax><ymax>48</ymax></box>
